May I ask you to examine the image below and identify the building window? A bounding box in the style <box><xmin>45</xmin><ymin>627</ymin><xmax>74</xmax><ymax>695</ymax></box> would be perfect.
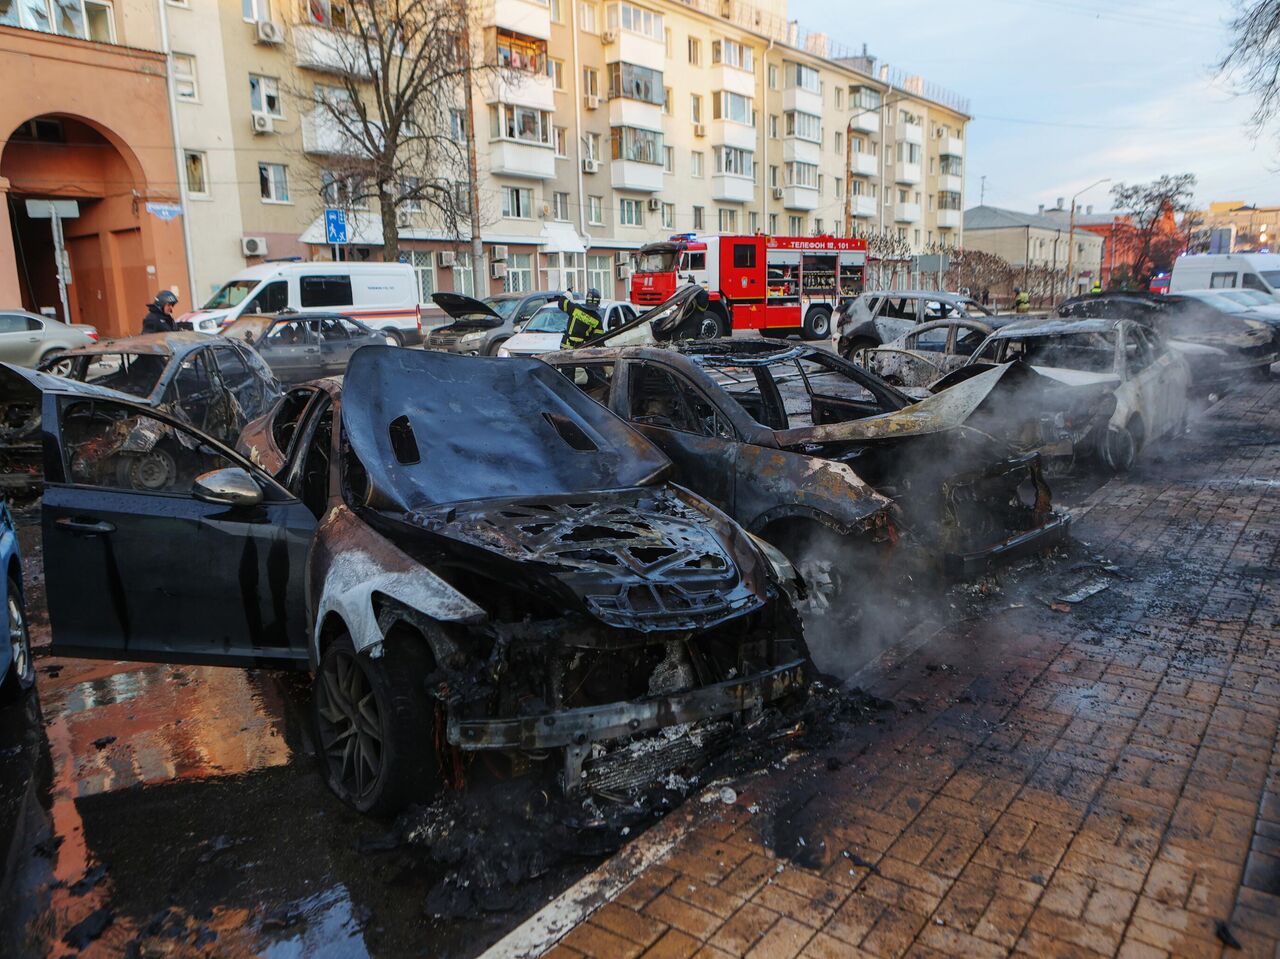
<box><xmin>784</xmin><ymin>111</ymin><xmax>821</xmax><ymax>142</ymax></box>
<box><xmin>249</xmin><ymin>74</ymin><xmax>282</xmax><ymax>117</ymax></box>
<box><xmin>619</xmin><ymin>197</ymin><xmax>643</xmax><ymax>227</ymax></box>
<box><xmin>687</xmin><ymin>36</ymin><xmax>700</xmax><ymax>65</ymax></box>
<box><xmin>505</xmin><ymin>253</ymin><xmax>533</xmax><ymax>292</ymax></box>
<box><xmin>768</xmin><ymin>64</ymin><xmax>779</xmax><ymax>89</ymax></box>
<box><xmin>449</xmin><ymin>108</ymin><xmax>467</xmax><ymax>142</ymax></box>
<box><xmin>785</xmin><ymin>161</ymin><xmax>818</xmax><ymax>188</ymax></box>
<box><xmin>553</xmin><ymin>191</ymin><xmax>570</xmax><ymax>220</ymax></box>
<box><xmin>585</xmin><ymin>131</ymin><xmax>602</xmax><ymax>161</ymax></box>
<box><xmin>834</xmin><ymin>131</ymin><xmax>843</xmax><ymax>155</ymax></box>
<box><xmin>172</xmin><ymin>53</ymin><xmax>198</xmax><ymax>100</ymax></box>
<box><xmin>690</xmin><ymin>151</ymin><xmax>704</xmax><ymax>177</ymax></box>
<box><xmin>661</xmin><ymin>202</ymin><xmax>674</xmax><ymax>229</ymax></box>
<box><xmin>579</xmin><ymin>1</ymin><xmax>597</xmax><ymax>32</ymax></box>
<box><xmin>85</xmin><ymin>0</ymin><xmax>115</xmax><ymax>41</ymax></box>
<box><xmin>184</xmin><ymin>151</ymin><xmax>208</xmax><ymax>197</ymax></box>
<box><xmin>789</xmin><ymin>215</ymin><xmax>804</xmax><ymax>234</ymax></box>
<box><xmin>835</xmin><ymin>87</ymin><xmax>843</xmax><ymax>109</ymax></box>
<box><xmin>309</xmin><ymin>0</ymin><xmax>348</xmax><ymax>29</ymax></box>
<box><xmin>814</xmin><ymin>218</ymin><xmax>824</xmax><ymax>234</ymax></box>
<box><xmin>712</xmin><ymin>91</ymin><xmax>754</xmax><ymax>126</ymax></box>
<box><xmin>663</xmin><ymin>146</ymin><xmax>674</xmax><ymax>173</ymax></box>
<box><xmin>664</xmin><ymin>27</ymin><xmax>671</xmax><ymax>55</ymax></box>
<box><xmin>489</xmin><ymin>104</ymin><xmax>553</xmax><ymax>145</ymax></box>
<box><xmin>582</xmin><ymin>67</ymin><xmax>599</xmax><ymax>98</ymax></box>
<box><xmin>399</xmin><ymin>177</ymin><xmax>422</xmax><ymax>212</ymax></box>
<box><xmin>850</xmin><ymin>86</ymin><xmax>881</xmax><ymax>111</ymax></box>
<box><xmin>692</xmin><ymin>205</ymin><xmax>704</xmax><ymax>229</ymax></box>
<box><xmin>769</xmin><ymin>165</ymin><xmax>778</xmax><ymax>187</ymax></box>
<box><xmin>502</xmin><ymin>186</ymin><xmax>534</xmax><ymax>218</ymax></box>
<box><xmin>550</xmin><ymin>58</ymin><xmax>565</xmax><ymax>90</ymax></box>
<box><xmin>550</xmin><ymin>0</ymin><xmax>562</xmax><ymax>21</ymax></box>
<box><xmin>662</xmin><ymin>86</ymin><xmax>672</xmax><ymax>115</ymax></box>
<box><xmin>608</xmin><ymin>2</ymin><xmax>663</xmax><ymax>40</ymax></box>
<box><xmin>718</xmin><ymin>208</ymin><xmax>737</xmax><ymax>232</ymax></box>
<box><xmin>587</xmin><ymin>254</ymin><xmax>612</xmax><ymax>293</ymax></box>
<box><xmin>611</xmin><ymin>126</ymin><xmax>663</xmax><ymax>164</ymax></box>
<box><xmin>321</xmin><ymin>171</ymin><xmax>367</xmax><ymax>209</ymax></box>
<box><xmin>588</xmin><ymin>195</ymin><xmax>604</xmax><ymax>225</ymax></box>
<box><xmin>607</xmin><ymin>61</ymin><xmax>664</xmax><ymax>105</ymax></box>
<box><xmin>714</xmin><ymin>146</ymin><xmax>753</xmax><ymax>177</ymax></box>
<box><xmin>769</xmin><ymin>114</ymin><xmax>778</xmax><ymax>139</ymax></box>
<box><xmin>749</xmin><ymin>211</ymin><xmax>759</xmax><ymax>232</ymax></box>
<box><xmin>407</xmin><ymin>250</ymin><xmax>435</xmax><ymax>302</ymax></box>
<box><xmin>939</xmin><ymin>191</ymin><xmax>962</xmax><ymax>211</ymax></box>
<box><xmin>554</xmin><ymin>126</ymin><xmax>568</xmax><ymax>156</ymax></box>
<box><xmin>454</xmin><ymin>252</ymin><xmax>477</xmax><ymax>297</ymax></box>
<box><xmin>690</xmin><ymin>94</ymin><xmax>702</xmax><ymax>124</ymax></box>
<box><xmin>497</xmin><ymin>30</ymin><xmax>546</xmax><ymax>74</ymax></box>
<box><xmin>941</xmin><ymin>156</ymin><xmax>963</xmax><ymax>176</ymax></box>
<box><xmin>242</xmin><ymin>0</ymin><xmax>269</xmax><ymax>21</ymax></box>
<box><xmin>769</xmin><ymin>213</ymin><xmax>777</xmax><ymax>233</ymax></box>
<box><xmin>258</xmin><ymin>162</ymin><xmax>289</xmax><ymax>203</ymax></box>
<box><xmin>786</xmin><ymin>62</ymin><xmax>821</xmax><ymax>93</ymax></box>
<box><xmin>711</xmin><ymin>38</ymin><xmax>753</xmax><ymax>72</ymax></box>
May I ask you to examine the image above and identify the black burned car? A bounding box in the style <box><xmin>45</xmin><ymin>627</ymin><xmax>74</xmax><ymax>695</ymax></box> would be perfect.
<box><xmin>0</xmin><ymin>332</ymin><xmax>280</xmax><ymax>492</ymax></box>
<box><xmin>542</xmin><ymin>339</ymin><xmax>1068</xmax><ymax>583</ymax></box>
<box><xmin>4</xmin><ymin>348</ymin><xmax>807</xmax><ymax>814</ymax></box>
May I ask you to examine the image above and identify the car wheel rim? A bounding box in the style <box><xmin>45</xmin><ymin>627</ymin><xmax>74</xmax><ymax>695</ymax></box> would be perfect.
<box><xmin>698</xmin><ymin>316</ymin><xmax>719</xmax><ymax>339</ymax></box>
<box><xmin>129</xmin><ymin>449</ymin><xmax>176</xmax><ymax>491</ymax></box>
<box><xmin>316</xmin><ymin>649</ymin><xmax>383</xmax><ymax>799</ymax></box>
<box><xmin>811</xmin><ymin>315</ymin><xmax>830</xmax><ymax>337</ymax></box>
<box><xmin>9</xmin><ymin>594</ymin><xmax>31</xmax><ymax>687</ymax></box>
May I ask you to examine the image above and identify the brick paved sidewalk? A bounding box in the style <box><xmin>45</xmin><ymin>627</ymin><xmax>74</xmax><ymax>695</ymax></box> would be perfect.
<box><xmin>536</xmin><ymin>380</ymin><xmax>1280</xmax><ymax>959</ymax></box>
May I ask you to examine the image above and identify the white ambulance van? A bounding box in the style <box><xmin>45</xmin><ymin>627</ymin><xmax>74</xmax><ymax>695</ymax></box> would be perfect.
<box><xmin>1168</xmin><ymin>253</ymin><xmax>1280</xmax><ymax>300</ymax></box>
<box><xmin>182</xmin><ymin>261</ymin><xmax>424</xmax><ymax>344</ymax></box>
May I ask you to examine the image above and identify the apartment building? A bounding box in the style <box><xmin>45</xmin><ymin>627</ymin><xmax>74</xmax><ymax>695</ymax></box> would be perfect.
<box><xmin>1</xmin><ymin>0</ymin><xmax>971</xmax><ymax>326</ymax></box>
<box><xmin>963</xmin><ymin>205</ymin><xmax>1104</xmax><ymax>296</ymax></box>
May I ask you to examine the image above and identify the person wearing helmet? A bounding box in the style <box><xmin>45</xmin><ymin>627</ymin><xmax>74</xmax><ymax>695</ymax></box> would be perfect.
<box><xmin>558</xmin><ymin>287</ymin><xmax>604</xmax><ymax>349</ymax></box>
<box><xmin>1013</xmin><ymin>287</ymin><xmax>1030</xmax><ymax>313</ymax></box>
<box><xmin>142</xmin><ymin>290</ymin><xmax>180</xmax><ymax>334</ymax></box>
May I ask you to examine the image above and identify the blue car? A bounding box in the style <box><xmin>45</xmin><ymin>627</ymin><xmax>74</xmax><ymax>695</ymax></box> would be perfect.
<box><xmin>0</xmin><ymin>502</ymin><xmax>30</xmax><ymax>704</ymax></box>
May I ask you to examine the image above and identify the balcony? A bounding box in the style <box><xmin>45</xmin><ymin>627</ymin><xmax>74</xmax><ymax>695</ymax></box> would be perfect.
<box><xmin>894</xmin><ymin>202</ymin><xmax>921</xmax><ymax>223</ymax></box>
<box><xmin>488</xmin><ymin>0</ymin><xmax>551</xmax><ymax>40</ymax></box>
<box><xmin>936</xmin><ymin>209</ymin><xmax>961</xmax><ymax>229</ymax></box>
<box><xmin>302</xmin><ymin>110</ymin><xmax>376</xmax><ymax>157</ymax></box>
<box><xmin>939</xmin><ymin>135</ymin><xmax>964</xmax><ymax>157</ymax></box>
<box><xmin>711</xmin><ymin>174</ymin><xmax>754</xmax><ymax>203</ymax></box>
<box><xmin>783</xmin><ymin>86</ymin><xmax>823</xmax><ymax>116</ymax></box>
<box><xmin>489</xmin><ymin>139</ymin><xmax>556</xmax><ymax>179</ymax></box>
<box><xmin>608</xmin><ymin>98</ymin><xmax>663</xmax><ymax>129</ymax></box>
<box><xmin>850</xmin><ymin>152</ymin><xmax>877</xmax><ymax>177</ymax></box>
<box><xmin>489</xmin><ymin>70</ymin><xmax>555</xmax><ymax>111</ymax></box>
<box><xmin>293</xmin><ymin>24</ymin><xmax>372</xmax><ymax>77</ymax></box>
<box><xmin>783</xmin><ymin>185</ymin><xmax>818</xmax><ymax>211</ymax></box>
<box><xmin>782</xmin><ymin>137</ymin><xmax>821</xmax><ymax>165</ymax></box>
<box><xmin>606</xmin><ymin>31</ymin><xmax>665</xmax><ymax>71</ymax></box>
<box><xmin>849</xmin><ymin>195</ymin><xmax>877</xmax><ymax>218</ymax></box>
<box><xmin>710</xmin><ymin>119</ymin><xmax>756</xmax><ymax>151</ymax></box>
<box><xmin>611</xmin><ymin>160</ymin><xmax>663</xmax><ymax>192</ymax></box>
<box><xmin>712</xmin><ymin>64</ymin><xmax>756</xmax><ymax>98</ymax></box>
<box><xmin>937</xmin><ymin>173</ymin><xmax>962</xmax><ymax>193</ymax></box>
<box><xmin>895</xmin><ymin>160</ymin><xmax>921</xmax><ymax>184</ymax></box>
<box><xmin>850</xmin><ymin>110</ymin><xmax>880</xmax><ymax>134</ymax></box>
<box><xmin>902</xmin><ymin>122</ymin><xmax>924</xmax><ymax>146</ymax></box>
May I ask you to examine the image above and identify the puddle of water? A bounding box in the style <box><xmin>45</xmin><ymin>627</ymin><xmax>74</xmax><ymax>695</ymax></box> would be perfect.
<box><xmin>262</xmin><ymin>887</ymin><xmax>371</xmax><ymax>959</ymax></box>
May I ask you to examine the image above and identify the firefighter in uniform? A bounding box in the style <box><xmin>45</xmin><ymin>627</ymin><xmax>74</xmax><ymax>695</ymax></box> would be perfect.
<box><xmin>1091</xmin><ymin>280</ymin><xmax>1103</xmax><ymax>294</ymax></box>
<box><xmin>1013</xmin><ymin>287</ymin><xmax>1031</xmax><ymax>313</ymax></box>
<box><xmin>559</xmin><ymin>288</ymin><xmax>604</xmax><ymax>349</ymax></box>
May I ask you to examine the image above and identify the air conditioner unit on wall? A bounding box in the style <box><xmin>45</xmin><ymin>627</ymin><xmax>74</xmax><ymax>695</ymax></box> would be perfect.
<box><xmin>616</xmin><ymin>263</ymin><xmax>630</xmax><ymax>280</ymax></box>
<box><xmin>491</xmin><ymin>245</ymin><xmax>509</xmax><ymax>261</ymax></box>
<box><xmin>772</xmin><ymin>186</ymin><xmax>784</xmax><ymax>199</ymax></box>
<box><xmin>615</xmin><ymin>251</ymin><xmax>630</xmax><ymax>264</ymax></box>
<box><xmin>582</xmin><ymin>158</ymin><xmax>600</xmax><ymax>174</ymax></box>
<box><xmin>601</xmin><ymin>29</ymin><xmax>618</xmax><ymax>43</ymax></box>
<box><xmin>255</xmin><ymin>20</ymin><xmax>285</xmax><ymax>45</ymax></box>
<box><xmin>251</xmin><ymin>112</ymin><xmax>275</xmax><ymax>135</ymax></box>
<box><xmin>491</xmin><ymin>261</ymin><xmax>507</xmax><ymax>279</ymax></box>
<box><xmin>437</xmin><ymin>250</ymin><xmax>455</xmax><ymax>268</ymax></box>
<box><xmin>584</xmin><ymin>94</ymin><xmax>601</xmax><ymax>110</ymax></box>
<box><xmin>693</xmin><ymin>123</ymin><xmax>707</xmax><ymax>138</ymax></box>
<box><xmin>646</xmin><ymin>197</ymin><xmax>662</xmax><ymax>211</ymax></box>
<box><xmin>396</xmin><ymin>210</ymin><xmax>411</xmax><ymax>227</ymax></box>
<box><xmin>241</xmin><ymin>236</ymin><xmax>268</xmax><ymax>257</ymax></box>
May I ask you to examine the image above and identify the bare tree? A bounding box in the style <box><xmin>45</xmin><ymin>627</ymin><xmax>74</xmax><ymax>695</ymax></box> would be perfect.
<box><xmin>296</xmin><ymin>0</ymin><xmax>482</xmax><ymax>261</ymax></box>
<box><xmin>1220</xmin><ymin>1</ymin><xmax>1280</xmax><ymax>133</ymax></box>
<box><xmin>1109</xmin><ymin>174</ymin><xmax>1197</xmax><ymax>284</ymax></box>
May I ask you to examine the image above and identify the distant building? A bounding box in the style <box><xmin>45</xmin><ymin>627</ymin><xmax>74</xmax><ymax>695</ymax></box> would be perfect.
<box><xmin>962</xmin><ymin>204</ymin><xmax>1103</xmax><ymax>296</ymax></box>
<box><xmin>1190</xmin><ymin>201</ymin><xmax>1280</xmax><ymax>254</ymax></box>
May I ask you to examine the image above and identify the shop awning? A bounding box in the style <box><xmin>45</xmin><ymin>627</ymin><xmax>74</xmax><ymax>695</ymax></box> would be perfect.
<box><xmin>539</xmin><ymin>221</ymin><xmax>587</xmax><ymax>254</ymax></box>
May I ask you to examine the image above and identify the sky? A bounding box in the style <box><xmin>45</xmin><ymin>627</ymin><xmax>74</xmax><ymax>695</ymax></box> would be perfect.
<box><xmin>787</xmin><ymin>0</ymin><xmax>1275</xmax><ymax>213</ymax></box>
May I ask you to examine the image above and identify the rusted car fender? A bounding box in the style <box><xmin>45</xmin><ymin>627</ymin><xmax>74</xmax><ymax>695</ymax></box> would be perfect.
<box><xmin>308</xmin><ymin>505</ymin><xmax>486</xmax><ymax>669</ymax></box>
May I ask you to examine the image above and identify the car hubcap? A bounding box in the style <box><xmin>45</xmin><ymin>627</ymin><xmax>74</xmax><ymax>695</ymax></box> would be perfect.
<box><xmin>812</xmin><ymin>315</ymin><xmax>830</xmax><ymax>337</ymax></box>
<box><xmin>129</xmin><ymin>450</ymin><xmax>176</xmax><ymax>491</ymax></box>
<box><xmin>9</xmin><ymin>595</ymin><xmax>30</xmax><ymax>687</ymax></box>
<box><xmin>698</xmin><ymin>316</ymin><xmax>719</xmax><ymax>339</ymax></box>
<box><xmin>316</xmin><ymin>650</ymin><xmax>383</xmax><ymax>798</ymax></box>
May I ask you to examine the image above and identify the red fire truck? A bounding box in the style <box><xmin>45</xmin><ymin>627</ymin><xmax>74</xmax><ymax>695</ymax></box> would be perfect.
<box><xmin>629</xmin><ymin>234</ymin><xmax>868</xmax><ymax>339</ymax></box>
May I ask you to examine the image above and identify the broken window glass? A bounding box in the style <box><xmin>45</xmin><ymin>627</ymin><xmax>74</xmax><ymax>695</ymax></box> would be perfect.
<box><xmin>629</xmin><ymin>365</ymin><xmax>733</xmax><ymax>439</ymax></box>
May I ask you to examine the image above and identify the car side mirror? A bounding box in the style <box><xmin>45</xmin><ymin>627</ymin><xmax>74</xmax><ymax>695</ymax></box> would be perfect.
<box><xmin>193</xmin><ymin>467</ymin><xmax>263</xmax><ymax>507</ymax></box>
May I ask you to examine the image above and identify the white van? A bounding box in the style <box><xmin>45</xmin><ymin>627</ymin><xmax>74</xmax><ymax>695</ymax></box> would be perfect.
<box><xmin>1168</xmin><ymin>253</ymin><xmax>1280</xmax><ymax>300</ymax></box>
<box><xmin>181</xmin><ymin>261</ymin><xmax>424</xmax><ymax>344</ymax></box>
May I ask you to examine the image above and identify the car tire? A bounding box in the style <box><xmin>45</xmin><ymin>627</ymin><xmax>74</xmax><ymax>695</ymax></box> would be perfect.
<box><xmin>381</xmin><ymin>328</ymin><xmax>405</xmax><ymax>347</ymax></box>
<box><xmin>312</xmin><ymin>633</ymin><xmax>439</xmax><ymax>816</ymax></box>
<box><xmin>841</xmin><ymin>335</ymin><xmax>878</xmax><ymax>361</ymax></box>
<box><xmin>39</xmin><ymin>350</ymin><xmax>73</xmax><ymax>377</ymax></box>
<box><xmin>485</xmin><ymin>338</ymin><xmax>509</xmax><ymax>356</ymax></box>
<box><xmin>1099</xmin><ymin>422</ymin><xmax>1138</xmax><ymax>473</ymax></box>
<box><xmin>0</xmin><ymin>575</ymin><xmax>34</xmax><ymax>704</ymax></box>
<box><xmin>801</xmin><ymin>306</ymin><xmax>833</xmax><ymax>341</ymax></box>
<box><xmin>677</xmin><ymin>311</ymin><xmax>724</xmax><ymax>340</ymax></box>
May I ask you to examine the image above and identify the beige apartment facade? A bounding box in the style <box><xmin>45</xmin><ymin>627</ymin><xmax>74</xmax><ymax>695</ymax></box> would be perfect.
<box><xmin>78</xmin><ymin>0</ymin><xmax>970</xmax><ymax>308</ymax></box>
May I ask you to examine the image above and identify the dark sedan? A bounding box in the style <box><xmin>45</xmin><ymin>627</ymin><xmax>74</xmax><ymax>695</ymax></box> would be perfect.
<box><xmin>222</xmin><ymin>312</ymin><xmax>392</xmax><ymax>384</ymax></box>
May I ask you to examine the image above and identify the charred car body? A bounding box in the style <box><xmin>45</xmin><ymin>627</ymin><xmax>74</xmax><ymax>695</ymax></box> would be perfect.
<box><xmin>8</xmin><ymin>347</ymin><xmax>808</xmax><ymax>814</ymax></box>
<box><xmin>0</xmin><ymin>332</ymin><xmax>281</xmax><ymax>492</ymax></box>
<box><xmin>542</xmin><ymin>337</ymin><xmax>1068</xmax><ymax>581</ymax></box>
<box><xmin>857</xmin><ymin>318</ymin><xmax>995</xmax><ymax>388</ymax></box>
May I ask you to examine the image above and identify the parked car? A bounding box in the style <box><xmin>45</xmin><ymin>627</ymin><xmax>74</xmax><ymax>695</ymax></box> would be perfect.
<box><xmin>424</xmin><ymin>291</ymin><xmax>563</xmax><ymax>356</ymax></box>
<box><xmin>498</xmin><ymin>299</ymin><xmax>637</xmax><ymax>357</ymax></box>
<box><xmin>956</xmin><ymin>317</ymin><xmax>1191</xmax><ymax>472</ymax></box>
<box><xmin>5</xmin><ymin>347</ymin><xmax>809</xmax><ymax>814</ymax></box>
<box><xmin>855</xmin><ymin>318</ymin><xmax>995</xmax><ymax>388</ymax></box>
<box><xmin>0</xmin><ymin>332</ymin><xmax>281</xmax><ymax>493</ymax></box>
<box><xmin>542</xmin><ymin>338</ymin><xmax>1069</xmax><ymax>582</ymax></box>
<box><xmin>1175</xmin><ymin>289</ymin><xmax>1280</xmax><ymax>334</ymax></box>
<box><xmin>0</xmin><ymin>502</ymin><xmax>30</xmax><ymax>705</ymax></box>
<box><xmin>222</xmin><ymin>312</ymin><xmax>392</xmax><ymax>383</ymax></box>
<box><xmin>1056</xmin><ymin>292</ymin><xmax>1278</xmax><ymax>387</ymax></box>
<box><xmin>1168</xmin><ymin>252</ymin><xmax>1280</xmax><ymax>298</ymax></box>
<box><xmin>834</xmin><ymin>290</ymin><xmax>1010</xmax><ymax>357</ymax></box>
<box><xmin>0</xmin><ymin>309</ymin><xmax>97</xmax><ymax>369</ymax></box>
<box><xmin>181</xmin><ymin>262</ymin><xmax>424</xmax><ymax>345</ymax></box>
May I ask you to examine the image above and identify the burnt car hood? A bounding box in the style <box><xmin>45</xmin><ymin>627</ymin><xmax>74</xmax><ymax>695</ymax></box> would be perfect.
<box><xmin>430</xmin><ymin>292</ymin><xmax>505</xmax><ymax>330</ymax></box>
<box><xmin>581</xmin><ymin>285</ymin><xmax>709</xmax><ymax>347</ymax></box>
<box><xmin>342</xmin><ymin>347</ymin><xmax>771</xmax><ymax>631</ymax></box>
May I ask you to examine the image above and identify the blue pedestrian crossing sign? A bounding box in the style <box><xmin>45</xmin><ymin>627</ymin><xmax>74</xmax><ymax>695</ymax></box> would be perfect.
<box><xmin>324</xmin><ymin>208</ymin><xmax>347</xmax><ymax>245</ymax></box>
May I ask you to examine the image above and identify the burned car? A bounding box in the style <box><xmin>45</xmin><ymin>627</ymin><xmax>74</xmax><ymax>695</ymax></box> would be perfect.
<box><xmin>0</xmin><ymin>332</ymin><xmax>280</xmax><ymax>491</ymax></box>
<box><xmin>952</xmin><ymin>317</ymin><xmax>1190</xmax><ymax>472</ymax></box>
<box><xmin>834</xmin><ymin>289</ymin><xmax>1011</xmax><ymax>356</ymax></box>
<box><xmin>6</xmin><ymin>347</ymin><xmax>808</xmax><ymax>814</ymax></box>
<box><xmin>542</xmin><ymin>339</ymin><xmax>1069</xmax><ymax>582</ymax></box>
<box><xmin>856</xmin><ymin>318</ymin><xmax>995</xmax><ymax>388</ymax></box>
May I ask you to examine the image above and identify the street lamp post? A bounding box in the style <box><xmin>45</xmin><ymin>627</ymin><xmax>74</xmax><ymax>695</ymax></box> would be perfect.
<box><xmin>843</xmin><ymin>94</ymin><xmax>908</xmax><ymax>239</ymax></box>
<box><xmin>1066</xmin><ymin>177</ymin><xmax>1110</xmax><ymax>296</ymax></box>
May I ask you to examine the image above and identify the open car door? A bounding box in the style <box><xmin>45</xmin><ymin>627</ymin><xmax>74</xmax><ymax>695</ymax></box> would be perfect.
<box><xmin>38</xmin><ymin>384</ymin><xmax>316</xmax><ymax>668</ymax></box>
